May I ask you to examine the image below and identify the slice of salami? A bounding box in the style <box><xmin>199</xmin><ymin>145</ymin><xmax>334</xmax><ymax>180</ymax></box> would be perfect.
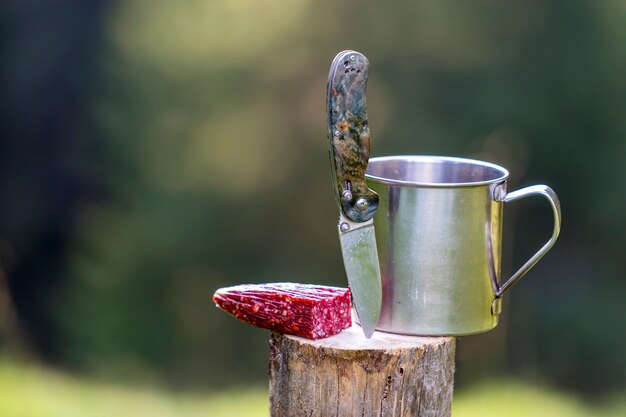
<box><xmin>213</xmin><ymin>283</ymin><xmax>351</xmax><ymax>340</ymax></box>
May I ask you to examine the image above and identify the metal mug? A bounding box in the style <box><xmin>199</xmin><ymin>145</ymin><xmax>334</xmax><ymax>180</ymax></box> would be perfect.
<box><xmin>365</xmin><ymin>155</ymin><xmax>561</xmax><ymax>336</ymax></box>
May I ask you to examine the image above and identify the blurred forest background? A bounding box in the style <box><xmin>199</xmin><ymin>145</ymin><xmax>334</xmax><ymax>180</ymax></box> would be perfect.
<box><xmin>1</xmin><ymin>0</ymin><xmax>625</xmax><ymax>412</ymax></box>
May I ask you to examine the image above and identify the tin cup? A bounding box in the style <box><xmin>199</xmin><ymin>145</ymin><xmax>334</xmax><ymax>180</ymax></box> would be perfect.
<box><xmin>365</xmin><ymin>155</ymin><xmax>561</xmax><ymax>336</ymax></box>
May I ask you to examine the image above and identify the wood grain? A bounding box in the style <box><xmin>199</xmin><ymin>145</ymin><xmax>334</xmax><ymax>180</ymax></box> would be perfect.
<box><xmin>269</xmin><ymin>326</ymin><xmax>456</xmax><ymax>417</ymax></box>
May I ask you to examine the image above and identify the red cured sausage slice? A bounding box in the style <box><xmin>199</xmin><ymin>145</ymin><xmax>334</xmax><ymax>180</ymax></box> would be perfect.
<box><xmin>213</xmin><ymin>283</ymin><xmax>352</xmax><ymax>340</ymax></box>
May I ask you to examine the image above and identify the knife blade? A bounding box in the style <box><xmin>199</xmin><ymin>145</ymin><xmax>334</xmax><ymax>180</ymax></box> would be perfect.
<box><xmin>326</xmin><ymin>50</ymin><xmax>382</xmax><ymax>338</ymax></box>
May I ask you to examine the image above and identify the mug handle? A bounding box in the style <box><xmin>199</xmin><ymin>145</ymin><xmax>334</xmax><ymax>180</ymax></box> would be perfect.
<box><xmin>495</xmin><ymin>185</ymin><xmax>562</xmax><ymax>297</ymax></box>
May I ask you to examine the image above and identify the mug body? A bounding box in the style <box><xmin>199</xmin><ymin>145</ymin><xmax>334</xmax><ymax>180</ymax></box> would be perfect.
<box><xmin>366</xmin><ymin>155</ymin><xmax>509</xmax><ymax>335</ymax></box>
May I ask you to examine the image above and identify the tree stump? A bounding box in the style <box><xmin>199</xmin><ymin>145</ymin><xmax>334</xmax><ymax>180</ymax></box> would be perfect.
<box><xmin>269</xmin><ymin>325</ymin><xmax>456</xmax><ymax>417</ymax></box>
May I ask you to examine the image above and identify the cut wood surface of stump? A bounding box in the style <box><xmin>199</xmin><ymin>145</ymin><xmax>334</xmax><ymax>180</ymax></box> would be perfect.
<box><xmin>269</xmin><ymin>325</ymin><xmax>456</xmax><ymax>417</ymax></box>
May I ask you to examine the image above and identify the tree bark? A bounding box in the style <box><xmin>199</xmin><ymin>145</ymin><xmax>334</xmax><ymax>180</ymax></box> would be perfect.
<box><xmin>269</xmin><ymin>326</ymin><xmax>456</xmax><ymax>417</ymax></box>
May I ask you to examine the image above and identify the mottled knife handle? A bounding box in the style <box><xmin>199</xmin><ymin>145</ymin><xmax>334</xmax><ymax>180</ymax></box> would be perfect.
<box><xmin>327</xmin><ymin>50</ymin><xmax>379</xmax><ymax>223</ymax></box>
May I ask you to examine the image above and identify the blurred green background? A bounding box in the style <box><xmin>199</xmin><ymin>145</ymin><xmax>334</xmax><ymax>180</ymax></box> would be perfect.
<box><xmin>1</xmin><ymin>0</ymin><xmax>625</xmax><ymax>415</ymax></box>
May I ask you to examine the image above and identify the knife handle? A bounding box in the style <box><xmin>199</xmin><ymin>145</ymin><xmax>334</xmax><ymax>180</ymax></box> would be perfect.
<box><xmin>327</xmin><ymin>50</ymin><xmax>379</xmax><ymax>223</ymax></box>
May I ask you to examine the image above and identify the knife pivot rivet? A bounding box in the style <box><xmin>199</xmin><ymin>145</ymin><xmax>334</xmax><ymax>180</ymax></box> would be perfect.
<box><xmin>356</xmin><ymin>198</ymin><xmax>369</xmax><ymax>211</ymax></box>
<box><xmin>349</xmin><ymin>55</ymin><xmax>356</xmax><ymax>61</ymax></box>
<box><xmin>340</xmin><ymin>222</ymin><xmax>350</xmax><ymax>232</ymax></box>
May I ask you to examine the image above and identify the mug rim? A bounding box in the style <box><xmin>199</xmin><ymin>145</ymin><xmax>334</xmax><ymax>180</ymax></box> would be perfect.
<box><xmin>365</xmin><ymin>155</ymin><xmax>510</xmax><ymax>188</ymax></box>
